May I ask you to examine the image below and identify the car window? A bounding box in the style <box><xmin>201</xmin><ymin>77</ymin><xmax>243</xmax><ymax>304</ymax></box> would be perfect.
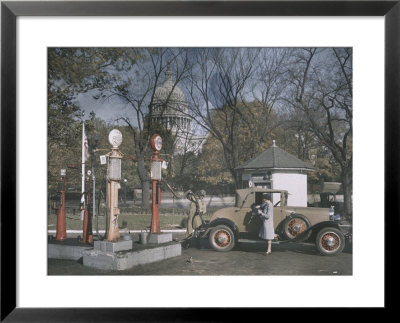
<box><xmin>255</xmin><ymin>192</ymin><xmax>264</xmax><ymax>205</ymax></box>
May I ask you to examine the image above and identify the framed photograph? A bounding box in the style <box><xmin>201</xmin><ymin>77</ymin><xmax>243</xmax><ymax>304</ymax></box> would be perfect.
<box><xmin>2</xmin><ymin>0</ymin><xmax>397</xmax><ymax>320</ymax></box>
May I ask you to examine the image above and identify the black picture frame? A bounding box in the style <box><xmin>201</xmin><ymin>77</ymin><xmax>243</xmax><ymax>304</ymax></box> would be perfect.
<box><xmin>1</xmin><ymin>1</ymin><xmax>397</xmax><ymax>321</ymax></box>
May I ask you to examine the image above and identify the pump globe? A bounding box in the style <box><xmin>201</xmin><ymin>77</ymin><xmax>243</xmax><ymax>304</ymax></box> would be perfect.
<box><xmin>108</xmin><ymin>129</ymin><xmax>123</xmax><ymax>147</ymax></box>
<box><xmin>150</xmin><ymin>134</ymin><xmax>162</xmax><ymax>151</ymax></box>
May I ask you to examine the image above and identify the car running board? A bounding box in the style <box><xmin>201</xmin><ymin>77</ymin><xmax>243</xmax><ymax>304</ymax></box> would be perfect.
<box><xmin>238</xmin><ymin>239</ymin><xmax>281</xmax><ymax>245</ymax></box>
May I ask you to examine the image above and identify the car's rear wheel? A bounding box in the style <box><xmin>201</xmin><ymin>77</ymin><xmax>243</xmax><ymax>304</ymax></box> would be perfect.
<box><xmin>209</xmin><ymin>225</ymin><xmax>235</xmax><ymax>252</ymax></box>
<box><xmin>315</xmin><ymin>227</ymin><xmax>345</xmax><ymax>256</ymax></box>
<box><xmin>282</xmin><ymin>214</ymin><xmax>311</xmax><ymax>241</ymax></box>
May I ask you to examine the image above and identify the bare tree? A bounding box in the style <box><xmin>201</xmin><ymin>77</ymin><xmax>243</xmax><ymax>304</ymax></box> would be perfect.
<box><xmin>186</xmin><ymin>48</ymin><xmax>293</xmax><ymax>187</ymax></box>
<box><xmin>244</xmin><ymin>48</ymin><xmax>292</xmax><ymax>157</ymax></box>
<box><xmin>186</xmin><ymin>48</ymin><xmax>261</xmax><ymax>186</ymax></box>
<box><xmin>285</xmin><ymin>48</ymin><xmax>353</xmax><ymax>219</ymax></box>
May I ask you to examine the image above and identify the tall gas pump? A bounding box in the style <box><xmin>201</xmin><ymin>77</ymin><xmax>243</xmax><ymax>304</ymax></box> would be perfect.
<box><xmin>149</xmin><ymin>134</ymin><xmax>164</xmax><ymax>234</ymax></box>
<box><xmin>79</xmin><ymin>134</ymin><xmax>98</xmax><ymax>244</ymax></box>
<box><xmin>80</xmin><ymin>170</ymin><xmax>94</xmax><ymax>244</ymax></box>
<box><xmin>55</xmin><ymin>169</ymin><xmax>67</xmax><ymax>241</ymax></box>
<box><xmin>105</xmin><ymin>129</ymin><xmax>123</xmax><ymax>242</ymax></box>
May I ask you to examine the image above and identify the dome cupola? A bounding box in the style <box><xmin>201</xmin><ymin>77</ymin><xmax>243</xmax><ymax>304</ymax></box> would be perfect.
<box><xmin>153</xmin><ymin>66</ymin><xmax>187</xmax><ymax>114</ymax></box>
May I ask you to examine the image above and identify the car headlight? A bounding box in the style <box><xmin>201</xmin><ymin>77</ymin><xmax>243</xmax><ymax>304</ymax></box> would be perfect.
<box><xmin>333</xmin><ymin>214</ymin><xmax>341</xmax><ymax>222</ymax></box>
<box><xmin>329</xmin><ymin>206</ymin><xmax>341</xmax><ymax>222</ymax></box>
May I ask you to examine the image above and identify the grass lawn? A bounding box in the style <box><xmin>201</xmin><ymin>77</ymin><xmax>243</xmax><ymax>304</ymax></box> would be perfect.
<box><xmin>48</xmin><ymin>206</ymin><xmax>212</xmax><ymax>231</ymax></box>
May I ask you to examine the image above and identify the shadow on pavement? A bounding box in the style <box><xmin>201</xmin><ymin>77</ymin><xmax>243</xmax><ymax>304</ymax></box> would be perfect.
<box><xmin>185</xmin><ymin>236</ymin><xmax>353</xmax><ymax>256</ymax></box>
<box><xmin>235</xmin><ymin>241</ymin><xmax>320</xmax><ymax>255</ymax></box>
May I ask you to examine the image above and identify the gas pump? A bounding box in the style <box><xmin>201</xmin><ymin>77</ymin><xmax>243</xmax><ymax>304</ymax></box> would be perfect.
<box><xmin>79</xmin><ymin>134</ymin><xmax>98</xmax><ymax>244</ymax></box>
<box><xmin>55</xmin><ymin>169</ymin><xmax>67</xmax><ymax>241</ymax></box>
<box><xmin>105</xmin><ymin>129</ymin><xmax>123</xmax><ymax>242</ymax></box>
<box><xmin>149</xmin><ymin>134</ymin><xmax>165</xmax><ymax>234</ymax></box>
<box><xmin>80</xmin><ymin>170</ymin><xmax>94</xmax><ymax>244</ymax></box>
<box><xmin>88</xmin><ymin>131</ymin><xmax>165</xmax><ymax>240</ymax></box>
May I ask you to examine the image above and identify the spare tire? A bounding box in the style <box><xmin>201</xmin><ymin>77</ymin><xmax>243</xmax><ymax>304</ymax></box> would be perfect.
<box><xmin>282</xmin><ymin>214</ymin><xmax>312</xmax><ymax>241</ymax></box>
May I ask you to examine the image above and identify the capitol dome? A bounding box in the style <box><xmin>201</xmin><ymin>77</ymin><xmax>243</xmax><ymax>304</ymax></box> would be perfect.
<box><xmin>148</xmin><ymin>66</ymin><xmax>205</xmax><ymax>155</ymax></box>
<box><xmin>153</xmin><ymin>67</ymin><xmax>188</xmax><ymax>115</ymax></box>
<box><xmin>149</xmin><ymin>66</ymin><xmax>192</xmax><ymax>153</ymax></box>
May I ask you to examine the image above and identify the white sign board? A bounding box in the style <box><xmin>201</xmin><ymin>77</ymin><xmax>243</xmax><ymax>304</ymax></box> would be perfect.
<box><xmin>151</xmin><ymin>161</ymin><xmax>162</xmax><ymax>180</ymax></box>
<box><xmin>100</xmin><ymin>155</ymin><xmax>107</xmax><ymax>165</ymax></box>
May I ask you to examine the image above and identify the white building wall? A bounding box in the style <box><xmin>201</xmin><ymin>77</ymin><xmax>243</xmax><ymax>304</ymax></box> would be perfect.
<box><xmin>272</xmin><ymin>171</ymin><xmax>308</xmax><ymax>206</ymax></box>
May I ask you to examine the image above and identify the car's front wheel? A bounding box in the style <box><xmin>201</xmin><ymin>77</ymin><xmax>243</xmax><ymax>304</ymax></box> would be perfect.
<box><xmin>208</xmin><ymin>225</ymin><xmax>235</xmax><ymax>252</ymax></box>
<box><xmin>315</xmin><ymin>227</ymin><xmax>345</xmax><ymax>256</ymax></box>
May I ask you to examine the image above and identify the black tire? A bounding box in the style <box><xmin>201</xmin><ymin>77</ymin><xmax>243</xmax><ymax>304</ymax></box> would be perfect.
<box><xmin>282</xmin><ymin>214</ymin><xmax>311</xmax><ymax>241</ymax></box>
<box><xmin>182</xmin><ymin>239</ymin><xmax>191</xmax><ymax>249</ymax></box>
<box><xmin>315</xmin><ymin>227</ymin><xmax>345</xmax><ymax>256</ymax></box>
<box><xmin>208</xmin><ymin>225</ymin><xmax>235</xmax><ymax>252</ymax></box>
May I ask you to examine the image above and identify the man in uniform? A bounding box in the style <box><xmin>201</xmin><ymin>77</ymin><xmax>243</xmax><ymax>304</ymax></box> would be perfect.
<box><xmin>186</xmin><ymin>190</ymin><xmax>207</xmax><ymax>239</ymax></box>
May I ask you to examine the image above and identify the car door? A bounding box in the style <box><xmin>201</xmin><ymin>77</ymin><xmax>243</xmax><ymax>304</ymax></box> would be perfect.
<box><xmin>242</xmin><ymin>192</ymin><xmax>263</xmax><ymax>236</ymax></box>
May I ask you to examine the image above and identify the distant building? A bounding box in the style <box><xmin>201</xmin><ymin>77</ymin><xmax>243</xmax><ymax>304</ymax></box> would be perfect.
<box><xmin>235</xmin><ymin>140</ymin><xmax>314</xmax><ymax>206</ymax></box>
<box><xmin>148</xmin><ymin>66</ymin><xmax>204</xmax><ymax>154</ymax></box>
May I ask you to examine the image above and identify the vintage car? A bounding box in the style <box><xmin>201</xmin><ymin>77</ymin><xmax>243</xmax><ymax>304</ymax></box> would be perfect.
<box><xmin>196</xmin><ymin>188</ymin><xmax>348</xmax><ymax>256</ymax></box>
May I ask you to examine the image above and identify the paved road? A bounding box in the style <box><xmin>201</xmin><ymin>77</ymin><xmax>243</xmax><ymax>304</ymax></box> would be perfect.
<box><xmin>48</xmin><ymin>233</ymin><xmax>352</xmax><ymax>276</ymax></box>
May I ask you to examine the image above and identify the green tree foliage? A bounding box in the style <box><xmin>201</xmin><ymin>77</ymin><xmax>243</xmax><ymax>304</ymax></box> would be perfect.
<box><xmin>48</xmin><ymin>48</ymin><xmax>142</xmax><ymax>194</ymax></box>
<box><xmin>48</xmin><ymin>53</ymin><xmax>82</xmax><ymax>190</ymax></box>
<box><xmin>48</xmin><ymin>48</ymin><xmax>142</xmax><ymax>92</ymax></box>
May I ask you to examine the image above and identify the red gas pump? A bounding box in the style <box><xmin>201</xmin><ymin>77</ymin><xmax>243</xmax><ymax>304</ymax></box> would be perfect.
<box><xmin>149</xmin><ymin>134</ymin><xmax>164</xmax><ymax>234</ymax></box>
<box><xmin>55</xmin><ymin>169</ymin><xmax>67</xmax><ymax>241</ymax></box>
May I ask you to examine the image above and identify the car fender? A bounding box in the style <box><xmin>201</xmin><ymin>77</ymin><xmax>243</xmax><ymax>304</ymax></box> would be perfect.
<box><xmin>209</xmin><ymin>218</ymin><xmax>239</xmax><ymax>240</ymax></box>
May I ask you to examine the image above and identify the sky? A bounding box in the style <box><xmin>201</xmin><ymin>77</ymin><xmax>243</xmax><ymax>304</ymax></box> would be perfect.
<box><xmin>76</xmin><ymin>90</ymin><xmax>131</xmax><ymax>124</ymax></box>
